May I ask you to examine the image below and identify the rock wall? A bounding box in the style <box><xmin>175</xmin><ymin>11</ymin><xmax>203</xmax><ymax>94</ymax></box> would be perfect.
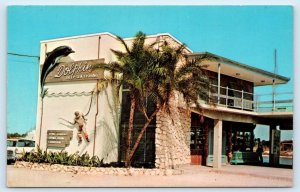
<box><xmin>155</xmin><ymin>93</ymin><xmax>191</xmax><ymax>169</ymax></box>
<box><xmin>14</xmin><ymin>161</ymin><xmax>183</xmax><ymax>176</ymax></box>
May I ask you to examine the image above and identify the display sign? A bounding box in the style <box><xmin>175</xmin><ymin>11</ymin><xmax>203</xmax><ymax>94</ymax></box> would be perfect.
<box><xmin>271</xmin><ymin>129</ymin><xmax>281</xmax><ymax>154</ymax></box>
<box><xmin>44</xmin><ymin>59</ymin><xmax>105</xmax><ymax>83</ymax></box>
<box><xmin>47</xmin><ymin>130</ymin><xmax>73</xmax><ymax>148</ymax></box>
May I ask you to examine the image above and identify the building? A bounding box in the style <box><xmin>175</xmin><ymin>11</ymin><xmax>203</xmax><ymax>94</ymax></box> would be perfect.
<box><xmin>35</xmin><ymin>32</ymin><xmax>293</xmax><ymax>168</ymax></box>
<box><xmin>24</xmin><ymin>129</ymin><xmax>36</xmax><ymax>141</ymax></box>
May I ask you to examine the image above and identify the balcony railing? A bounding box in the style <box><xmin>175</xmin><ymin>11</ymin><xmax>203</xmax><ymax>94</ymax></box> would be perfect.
<box><xmin>208</xmin><ymin>84</ymin><xmax>293</xmax><ymax>112</ymax></box>
<box><xmin>255</xmin><ymin>92</ymin><xmax>293</xmax><ymax>112</ymax></box>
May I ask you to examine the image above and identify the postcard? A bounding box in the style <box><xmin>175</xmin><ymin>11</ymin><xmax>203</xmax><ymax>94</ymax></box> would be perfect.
<box><xmin>7</xmin><ymin>5</ymin><xmax>293</xmax><ymax>187</ymax></box>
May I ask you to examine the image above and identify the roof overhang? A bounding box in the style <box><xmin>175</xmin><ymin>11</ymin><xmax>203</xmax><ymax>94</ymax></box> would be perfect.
<box><xmin>188</xmin><ymin>52</ymin><xmax>290</xmax><ymax>86</ymax></box>
<box><xmin>192</xmin><ymin>103</ymin><xmax>293</xmax><ymax>129</ymax></box>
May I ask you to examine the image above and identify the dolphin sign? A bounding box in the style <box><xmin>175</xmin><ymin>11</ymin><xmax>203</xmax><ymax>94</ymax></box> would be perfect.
<box><xmin>40</xmin><ymin>46</ymin><xmax>75</xmax><ymax>98</ymax></box>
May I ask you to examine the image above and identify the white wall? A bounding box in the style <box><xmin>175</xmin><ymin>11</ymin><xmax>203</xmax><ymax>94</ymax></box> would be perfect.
<box><xmin>35</xmin><ymin>32</ymin><xmax>191</xmax><ymax>163</ymax></box>
<box><xmin>36</xmin><ymin>33</ymin><xmax>122</xmax><ymax>163</ymax></box>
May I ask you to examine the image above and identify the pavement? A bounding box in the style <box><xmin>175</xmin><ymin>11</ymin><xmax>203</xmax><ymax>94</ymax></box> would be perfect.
<box><xmin>6</xmin><ymin>164</ymin><xmax>293</xmax><ymax>187</ymax></box>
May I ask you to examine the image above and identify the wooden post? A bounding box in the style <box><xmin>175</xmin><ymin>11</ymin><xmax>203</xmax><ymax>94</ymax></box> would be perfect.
<box><xmin>93</xmin><ymin>81</ymin><xmax>99</xmax><ymax>156</ymax></box>
<box><xmin>203</xmin><ymin>122</ymin><xmax>209</xmax><ymax>165</ymax></box>
<box><xmin>226</xmin><ymin>86</ymin><xmax>228</xmax><ymax>107</ymax></box>
<box><xmin>241</xmin><ymin>90</ymin><xmax>244</xmax><ymax>110</ymax></box>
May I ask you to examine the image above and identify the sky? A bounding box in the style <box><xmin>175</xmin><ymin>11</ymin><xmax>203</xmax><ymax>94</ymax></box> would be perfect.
<box><xmin>7</xmin><ymin>6</ymin><xmax>293</xmax><ymax>140</ymax></box>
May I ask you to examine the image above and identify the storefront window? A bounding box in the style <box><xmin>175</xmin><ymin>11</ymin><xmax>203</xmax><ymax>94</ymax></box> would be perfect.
<box><xmin>232</xmin><ymin>131</ymin><xmax>253</xmax><ymax>152</ymax></box>
<box><xmin>119</xmin><ymin>90</ymin><xmax>156</xmax><ymax>167</ymax></box>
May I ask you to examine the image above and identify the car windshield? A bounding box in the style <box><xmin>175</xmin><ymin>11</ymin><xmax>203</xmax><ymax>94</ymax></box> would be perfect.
<box><xmin>7</xmin><ymin>140</ymin><xmax>17</xmax><ymax>147</ymax></box>
<box><xmin>16</xmin><ymin>140</ymin><xmax>35</xmax><ymax>147</ymax></box>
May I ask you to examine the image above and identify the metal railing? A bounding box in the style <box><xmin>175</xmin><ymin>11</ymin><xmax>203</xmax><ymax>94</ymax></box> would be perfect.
<box><xmin>255</xmin><ymin>92</ymin><xmax>293</xmax><ymax>112</ymax></box>
<box><xmin>208</xmin><ymin>84</ymin><xmax>293</xmax><ymax>112</ymax></box>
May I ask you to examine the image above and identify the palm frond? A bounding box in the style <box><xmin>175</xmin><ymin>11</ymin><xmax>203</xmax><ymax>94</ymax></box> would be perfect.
<box><xmin>110</xmin><ymin>49</ymin><xmax>127</xmax><ymax>62</ymax></box>
<box><xmin>131</xmin><ymin>32</ymin><xmax>146</xmax><ymax>56</ymax></box>
<box><xmin>116</xmin><ymin>35</ymin><xmax>131</xmax><ymax>54</ymax></box>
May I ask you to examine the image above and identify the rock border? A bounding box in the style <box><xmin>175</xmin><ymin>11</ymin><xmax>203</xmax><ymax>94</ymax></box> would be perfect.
<box><xmin>14</xmin><ymin>161</ymin><xmax>183</xmax><ymax>176</ymax></box>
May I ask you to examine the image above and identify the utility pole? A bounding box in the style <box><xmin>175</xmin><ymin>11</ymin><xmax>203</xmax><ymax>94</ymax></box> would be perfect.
<box><xmin>272</xmin><ymin>49</ymin><xmax>277</xmax><ymax>111</ymax></box>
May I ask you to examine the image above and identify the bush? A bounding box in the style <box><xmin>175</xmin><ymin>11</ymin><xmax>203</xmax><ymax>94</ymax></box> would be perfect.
<box><xmin>18</xmin><ymin>146</ymin><xmax>104</xmax><ymax>167</ymax></box>
<box><xmin>18</xmin><ymin>146</ymin><xmax>153</xmax><ymax>168</ymax></box>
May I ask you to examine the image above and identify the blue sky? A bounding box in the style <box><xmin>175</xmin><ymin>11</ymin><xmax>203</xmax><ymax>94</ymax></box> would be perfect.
<box><xmin>7</xmin><ymin>6</ymin><xmax>293</xmax><ymax>139</ymax></box>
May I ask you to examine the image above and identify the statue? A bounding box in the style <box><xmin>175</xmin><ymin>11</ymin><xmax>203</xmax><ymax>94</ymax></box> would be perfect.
<box><xmin>73</xmin><ymin>111</ymin><xmax>90</xmax><ymax>144</ymax></box>
<box><xmin>40</xmin><ymin>46</ymin><xmax>74</xmax><ymax>98</ymax></box>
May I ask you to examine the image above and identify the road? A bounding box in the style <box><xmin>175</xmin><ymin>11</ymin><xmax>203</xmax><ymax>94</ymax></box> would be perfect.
<box><xmin>6</xmin><ymin>164</ymin><xmax>293</xmax><ymax>187</ymax></box>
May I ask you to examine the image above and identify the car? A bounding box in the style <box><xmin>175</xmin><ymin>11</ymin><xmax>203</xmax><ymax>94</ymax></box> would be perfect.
<box><xmin>7</xmin><ymin>139</ymin><xmax>18</xmax><ymax>163</ymax></box>
<box><xmin>15</xmin><ymin>139</ymin><xmax>36</xmax><ymax>158</ymax></box>
<box><xmin>6</xmin><ymin>139</ymin><xmax>18</xmax><ymax>163</ymax></box>
<box><xmin>7</xmin><ymin>139</ymin><xmax>35</xmax><ymax>164</ymax></box>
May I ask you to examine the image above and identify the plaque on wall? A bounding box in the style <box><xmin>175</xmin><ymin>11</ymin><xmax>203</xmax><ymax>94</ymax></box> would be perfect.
<box><xmin>47</xmin><ymin>130</ymin><xmax>73</xmax><ymax>148</ymax></box>
<box><xmin>44</xmin><ymin>59</ymin><xmax>105</xmax><ymax>83</ymax></box>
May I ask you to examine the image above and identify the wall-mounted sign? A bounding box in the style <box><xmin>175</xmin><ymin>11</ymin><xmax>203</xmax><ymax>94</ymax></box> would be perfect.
<box><xmin>47</xmin><ymin>130</ymin><xmax>73</xmax><ymax>148</ymax></box>
<box><xmin>45</xmin><ymin>59</ymin><xmax>105</xmax><ymax>83</ymax></box>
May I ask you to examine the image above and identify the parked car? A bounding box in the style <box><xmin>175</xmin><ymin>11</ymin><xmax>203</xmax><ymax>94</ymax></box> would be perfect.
<box><xmin>7</xmin><ymin>139</ymin><xmax>35</xmax><ymax>164</ymax></box>
<box><xmin>7</xmin><ymin>139</ymin><xmax>18</xmax><ymax>163</ymax></box>
<box><xmin>15</xmin><ymin>139</ymin><xmax>35</xmax><ymax>157</ymax></box>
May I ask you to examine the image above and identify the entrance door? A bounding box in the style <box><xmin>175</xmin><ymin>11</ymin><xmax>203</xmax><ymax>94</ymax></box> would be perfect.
<box><xmin>190</xmin><ymin>113</ymin><xmax>204</xmax><ymax>165</ymax></box>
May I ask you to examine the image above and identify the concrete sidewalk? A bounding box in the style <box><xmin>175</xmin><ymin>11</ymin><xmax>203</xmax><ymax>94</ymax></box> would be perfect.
<box><xmin>7</xmin><ymin>164</ymin><xmax>293</xmax><ymax>187</ymax></box>
<box><xmin>178</xmin><ymin>164</ymin><xmax>293</xmax><ymax>181</ymax></box>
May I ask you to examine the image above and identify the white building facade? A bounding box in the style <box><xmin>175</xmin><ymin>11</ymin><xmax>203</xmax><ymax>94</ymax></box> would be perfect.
<box><xmin>35</xmin><ymin>32</ymin><xmax>292</xmax><ymax>168</ymax></box>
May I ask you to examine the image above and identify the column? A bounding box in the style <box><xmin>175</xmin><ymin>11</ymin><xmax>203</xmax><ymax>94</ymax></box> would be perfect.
<box><xmin>227</xmin><ymin>124</ymin><xmax>233</xmax><ymax>162</ymax></box>
<box><xmin>269</xmin><ymin>124</ymin><xmax>276</xmax><ymax>166</ymax></box>
<box><xmin>269</xmin><ymin>125</ymin><xmax>280</xmax><ymax>166</ymax></box>
<box><xmin>213</xmin><ymin>119</ymin><xmax>222</xmax><ymax>168</ymax></box>
<box><xmin>250</xmin><ymin>129</ymin><xmax>254</xmax><ymax>152</ymax></box>
<box><xmin>203</xmin><ymin>123</ymin><xmax>209</xmax><ymax>166</ymax></box>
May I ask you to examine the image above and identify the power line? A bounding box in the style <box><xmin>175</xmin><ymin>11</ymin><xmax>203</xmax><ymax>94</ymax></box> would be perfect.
<box><xmin>9</xmin><ymin>59</ymin><xmax>38</xmax><ymax>64</ymax></box>
<box><xmin>8</xmin><ymin>52</ymin><xmax>40</xmax><ymax>59</ymax></box>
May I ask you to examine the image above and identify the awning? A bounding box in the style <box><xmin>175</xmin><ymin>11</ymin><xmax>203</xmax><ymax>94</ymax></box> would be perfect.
<box><xmin>187</xmin><ymin>52</ymin><xmax>290</xmax><ymax>86</ymax></box>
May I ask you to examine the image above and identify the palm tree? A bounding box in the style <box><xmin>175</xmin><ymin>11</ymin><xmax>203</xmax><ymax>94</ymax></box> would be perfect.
<box><xmin>127</xmin><ymin>41</ymin><xmax>215</xmax><ymax>163</ymax></box>
<box><xmin>94</xmin><ymin>32</ymin><xmax>214</xmax><ymax>167</ymax></box>
<box><xmin>93</xmin><ymin>32</ymin><xmax>158</xmax><ymax>167</ymax></box>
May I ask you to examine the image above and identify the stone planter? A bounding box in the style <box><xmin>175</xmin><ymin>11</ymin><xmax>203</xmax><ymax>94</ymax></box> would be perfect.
<box><xmin>13</xmin><ymin>161</ymin><xmax>182</xmax><ymax>176</ymax></box>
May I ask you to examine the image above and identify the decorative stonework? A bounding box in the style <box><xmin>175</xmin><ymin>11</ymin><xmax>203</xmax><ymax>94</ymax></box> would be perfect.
<box><xmin>155</xmin><ymin>93</ymin><xmax>191</xmax><ymax>169</ymax></box>
<box><xmin>14</xmin><ymin>161</ymin><xmax>183</xmax><ymax>176</ymax></box>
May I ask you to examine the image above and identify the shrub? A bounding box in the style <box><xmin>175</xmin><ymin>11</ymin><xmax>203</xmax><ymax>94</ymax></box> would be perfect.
<box><xmin>18</xmin><ymin>146</ymin><xmax>105</xmax><ymax>167</ymax></box>
<box><xmin>18</xmin><ymin>146</ymin><xmax>153</xmax><ymax>168</ymax></box>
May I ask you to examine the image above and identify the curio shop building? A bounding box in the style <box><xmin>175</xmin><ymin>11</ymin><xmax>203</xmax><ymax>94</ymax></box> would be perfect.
<box><xmin>35</xmin><ymin>32</ymin><xmax>293</xmax><ymax>168</ymax></box>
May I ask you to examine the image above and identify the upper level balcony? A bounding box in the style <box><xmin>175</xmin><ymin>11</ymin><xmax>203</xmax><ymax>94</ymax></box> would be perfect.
<box><xmin>209</xmin><ymin>84</ymin><xmax>293</xmax><ymax>113</ymax></box>
<box><xmin>188</xmin><ymin>52</ymin><xmax>292</xmax><ymax>115</ymax></box>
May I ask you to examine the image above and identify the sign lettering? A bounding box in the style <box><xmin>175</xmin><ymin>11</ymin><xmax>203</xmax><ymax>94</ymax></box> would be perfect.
<box><xmin>44</xmin><ymin>59</ymin><xmax>105</xmax><ymax>83</ymax></box>
<box><xmin>47</xmin><ymin>130</ymin><xmax>73</xmax><ymax>148</ymax></box>
<box><xmin>55</xmin><ymin>62</ymin><xmax>92</xmax><ymax>77</ymax></box>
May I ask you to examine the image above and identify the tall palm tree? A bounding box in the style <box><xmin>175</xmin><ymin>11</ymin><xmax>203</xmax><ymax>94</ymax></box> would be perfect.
<box><xmin>94</xmin><ymin>32</ymin><xmax>215</xmax><ymax>167</ymax></box>
<box><xmin>94</xmin><ymin>32</ymin><xmax>157</xmax><ymax>167</ymax></box>
<box><xmin>127</xmin><ymin>41</ymin><xmax>215</xmax><ymax>162</ymax></box>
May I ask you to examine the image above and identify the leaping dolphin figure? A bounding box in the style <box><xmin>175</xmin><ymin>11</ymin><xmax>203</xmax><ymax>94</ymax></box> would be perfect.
<box><xmin>40</xmin><ymin>46</ymin><xmax>75</xmax><ymax>98</ymax></box>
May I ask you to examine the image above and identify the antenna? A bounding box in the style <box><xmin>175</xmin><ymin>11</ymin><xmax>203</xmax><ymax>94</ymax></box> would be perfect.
<box><xmin>274</xmin><ymin>49</ymin><xmax>278</xmax><ymax>74</ymax></box>
<box><xmin>272</xmin><ymin>49</ymin><xmax>277</xmax><ymax>111</ymax></box>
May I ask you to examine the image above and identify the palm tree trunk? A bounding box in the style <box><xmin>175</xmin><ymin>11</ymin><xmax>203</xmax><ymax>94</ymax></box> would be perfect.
<box><xmin>128</xmin><ymin>106</ymin><xmax>160</xmax><ymax>161</ymax></box>
<box><xmin>125</xmin><ymin>93</ymin><xmax>136</xmax><ymax>167</ymax></box>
